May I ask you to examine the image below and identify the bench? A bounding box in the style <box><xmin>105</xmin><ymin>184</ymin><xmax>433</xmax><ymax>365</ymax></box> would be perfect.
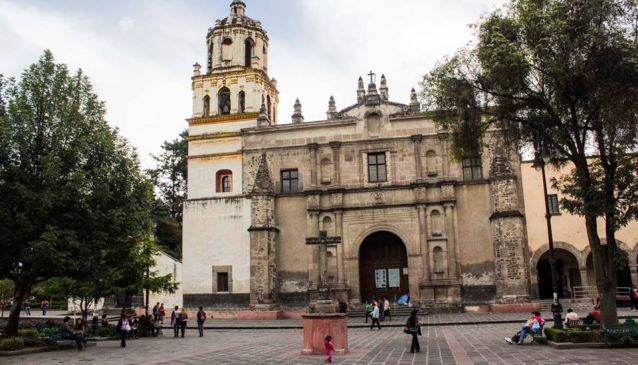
<box><xmin>531</xmin><ymin>324</ymin><xmax>546</xmax><ymax>345</ymax></box>
<box><xmin>565</xmin><ymin>319</ymin><xmax>584</xmax><ymax>328</ymax></box>
<box><xmin>603</xmin><ymin>319</ymin><xmax>638</xmax><ymax>346</ymax></box>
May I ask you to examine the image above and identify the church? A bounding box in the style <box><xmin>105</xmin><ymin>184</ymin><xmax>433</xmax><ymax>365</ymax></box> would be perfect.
<box><xmin>181</xmin><ymin>0</ymin><xmax>536</xmax><ymax>311</ymax></box>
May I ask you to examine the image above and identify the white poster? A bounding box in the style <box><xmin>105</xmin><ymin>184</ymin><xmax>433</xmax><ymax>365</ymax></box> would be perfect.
<box><xmin>374</xmin><ymin>269</ymin><xmax>387</xmax><ymax>289</ymax></box>
<box><xmin>388</xmin><ymin>268</ymin><xmax>401</xmax><ymax>288</ymax></box>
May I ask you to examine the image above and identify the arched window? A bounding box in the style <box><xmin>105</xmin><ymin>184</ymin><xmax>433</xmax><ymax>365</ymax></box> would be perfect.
<box><xmin>216</xmin><ymin>170</ymin><xmax>233</xmax><ymax>193</ymax></box>
<box><xmin>433</xmin><ymin>246</ymin><xmax>445</xmax><ymax>274</ymax></box>
<box><xmin>267</xmin><ymin>95</ymin><xmax>272</xmax><ymax>121</ymax></box>
<box><xmin>207</xmin><ymin>42</ymin><xmax>214</xmax><ymax>72</ymax></box>
<box><xmin>322</xmin><ymin>216</ymin><xmax>334</xmax><ymax>237</ymax></box>
<box><xmin>238</xmin><ymin>91</ymin><xmax>246</xmax><ymax>113</ymax></box>
<box><xmin>244</xmin><ymin>38</ymin><xmax>254</xmax><ymax>67</ymax></box>
<box><xmin>221</xmin><ymin>38</ymin><xmax>233</xmax><ymax>62</ymax></box>
<box><xmin>218</xmin><ymin>87</ymin><xmax>231</xmax><ymax>115</ymax></box>
<box><xmin>203</xmin><ymin>95</ymin><xmax>210</xmax><ymax>117</ymax></box>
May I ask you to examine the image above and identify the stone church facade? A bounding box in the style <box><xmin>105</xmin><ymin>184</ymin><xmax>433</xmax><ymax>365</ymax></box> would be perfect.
<box><xmin>182</xmin><ymin>1</ymin><xmax>532</xmax><ymax>311</ymax></box>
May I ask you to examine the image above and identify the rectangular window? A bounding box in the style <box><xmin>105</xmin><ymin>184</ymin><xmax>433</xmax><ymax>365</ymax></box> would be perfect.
<box><xmin>547</xmin><ymin>194</ymin><xmax>560</xmax><ymax>215</ymax></box>
<box><xmin>217</xmin><ymin>272</ymin><xmax>229</xmax><ymax>292</ymax></box>
<box><xmin>462</xmin><ymin>157</ymin><xmax>483</xmax><ymax>181</ymax></box>
<box><xmin>281</xmin><ymin>169</ymin><xmax>299</xmax><ymax>193</ymax></box>
<box><xmin>367</xmin><ymin>152</ymin><xmax>387</xmax><ymax>183</ymax></box>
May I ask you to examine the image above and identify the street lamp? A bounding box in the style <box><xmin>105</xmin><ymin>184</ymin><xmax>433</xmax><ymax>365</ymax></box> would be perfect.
<box><xmin>531</xmin><ymin>128</ymin><xmax>563</xmax><ymax>329</ymax></box>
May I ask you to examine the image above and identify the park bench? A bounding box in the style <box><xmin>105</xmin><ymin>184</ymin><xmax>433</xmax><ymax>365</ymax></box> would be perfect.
<box><xmin>565</xmin><ymin>319</ymin><xmax>584</xmax><ymax>328</ymax></box>
<box><xmin>531</xmin><ymin>323</ymin><xmax>546</xmax><ymax>345</ymax></box>
<box><xmin>603</xmin><ymin>318</ymin><xmax>638</xmax><ymax>346</ymax></box>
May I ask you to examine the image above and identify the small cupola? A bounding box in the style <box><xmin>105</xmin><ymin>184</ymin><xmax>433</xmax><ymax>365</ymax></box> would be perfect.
<box><xmin>230</xmin><ymin>0</ymin><xmax>246</xmax><ymax>17</ymax></box>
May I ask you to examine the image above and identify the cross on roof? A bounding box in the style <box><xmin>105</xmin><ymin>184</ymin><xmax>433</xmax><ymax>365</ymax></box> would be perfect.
<box><xmin>368</xmin><ymin>70</ymin><xmax>376</xmax><ymax>84</ymax></box>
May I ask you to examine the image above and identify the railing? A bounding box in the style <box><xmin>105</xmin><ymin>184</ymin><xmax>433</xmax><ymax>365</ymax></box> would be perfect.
<box><xmin>571</xmin><ymin>286</ymin><xmax>632</xmax><ymax>301</ymax></box>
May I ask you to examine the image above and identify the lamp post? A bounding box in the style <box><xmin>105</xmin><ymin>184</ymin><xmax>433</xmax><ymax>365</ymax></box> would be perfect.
<box><xmin>531</xmin><ymin>128</ymin><xmax>563</xmax><ymax>329</ymax></box>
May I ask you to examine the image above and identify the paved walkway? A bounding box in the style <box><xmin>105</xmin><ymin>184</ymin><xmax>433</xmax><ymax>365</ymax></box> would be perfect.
<box><xmin>4</xmin><ymin>323</ymin><xmax>637</xmax><ymax>365</ymax></box>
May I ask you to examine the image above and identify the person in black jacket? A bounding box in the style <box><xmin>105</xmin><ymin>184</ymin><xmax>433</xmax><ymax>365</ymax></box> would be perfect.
<box><xmin>116</xmin><ymin>313</ymin><xmax>131</xmax><ymax>348</ymax></box>
<box><xmin>406</xmin><ymin>309</ymin><xmax>422</xmax><ymax>353</ymax></box>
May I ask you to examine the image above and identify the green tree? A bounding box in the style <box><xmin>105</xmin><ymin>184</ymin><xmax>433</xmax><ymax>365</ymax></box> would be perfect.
<box><xmin>0</xmin><ymin>51</ymin><xmax>157</xmax><ymax>335</ymax></box>
<box><xmin>422</xmin><ymin>0</ymin><xmax>638</xmax><ymax>326</ymax></box>
<box><xmin>148</xmin><ymin>130</ymin><xmax>188</xmax><ymax>257</ymax></box>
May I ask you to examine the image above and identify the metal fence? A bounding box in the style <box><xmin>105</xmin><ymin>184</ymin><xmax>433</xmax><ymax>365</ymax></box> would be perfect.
<box><xmin>571</xmin><ymin>286</ymin><xmax>631</xmax><ymax>300</ymax></box>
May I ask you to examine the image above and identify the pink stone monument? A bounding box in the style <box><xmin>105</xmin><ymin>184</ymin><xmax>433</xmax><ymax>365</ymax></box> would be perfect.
<box><xmin>301</xmin><ymin>313</ymin><xmax>348</xmax><ymax>355</ymax></box>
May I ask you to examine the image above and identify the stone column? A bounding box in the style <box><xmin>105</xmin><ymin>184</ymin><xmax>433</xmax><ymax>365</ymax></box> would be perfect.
<box><xmin>444</xmin><ymin>203</ymin><xmax>458</xmax><ymax>279</ymax></box>
<box><xmin>579</xmin><ymin>267</ymin><xmax>589</xmax><ymax>287</ymax></box>
<box><xmin>411</xmin><ymin>135</ymin><xmax>423</xmax><ymax>181</ymax></box>
<box><xmin>330</xmin><ymin>142</ymin><xmax>341</xmax><ymax>186</ymax></box>
<box><xmin>335</xmin><ymin>210</ymin><xmax>345</xmax><ymax>286</ymax></box>
<box><xmin>308</xmin><ymin>143</ymin><xmax>318</xmax><ymax>188</ymax></box>
<box><xmin>417</xmin><ymin>205</ymin><xmax>429</xmax><ymax>281</ymax></box>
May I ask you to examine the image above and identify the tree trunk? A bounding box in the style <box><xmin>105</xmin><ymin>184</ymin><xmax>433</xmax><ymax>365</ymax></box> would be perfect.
<box><xmin>4</xmin><ymin>281</ymin><xmax>30</xmax><ymax>337</ymax></box>
<box><xmin>585</xmin><ymin>214</ymin><xmax>618</xmax><ymax>326</ymax></box>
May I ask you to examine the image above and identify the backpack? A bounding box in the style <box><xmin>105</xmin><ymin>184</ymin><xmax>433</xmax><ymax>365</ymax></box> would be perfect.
<box><xmin>531</xmin><ymin>320</ymin><xmax>541</xmax><ymax>332</ymax></box>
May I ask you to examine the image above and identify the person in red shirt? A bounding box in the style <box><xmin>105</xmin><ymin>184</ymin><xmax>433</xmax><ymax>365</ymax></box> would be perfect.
<box><xmin>591</xmin><ymin>305</ymin><xmax>601</xmax><ymax>322</ymax></box>
<box><xmin>324</xmin><ymin>335</ymin><xmax>335</xmax><ymax>363</ymax></box>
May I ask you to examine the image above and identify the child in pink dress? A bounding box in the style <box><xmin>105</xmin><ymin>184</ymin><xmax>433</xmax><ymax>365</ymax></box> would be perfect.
<box><xmin>324</xmin><ymin>335</ymin><xmax>335</xmax><ymax>363</ymax></box>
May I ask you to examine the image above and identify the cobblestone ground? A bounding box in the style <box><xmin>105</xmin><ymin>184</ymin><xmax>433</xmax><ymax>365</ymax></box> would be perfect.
<box><xmin>4</xmin><ymin>323</ymin><xmax>637</xmax><ymax>365</ymax></box>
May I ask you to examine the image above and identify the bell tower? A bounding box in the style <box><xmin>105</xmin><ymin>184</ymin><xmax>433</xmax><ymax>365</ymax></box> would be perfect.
<box><xmin>191</xmin><ymin>0</ymin><xmax>279</xmax><ymax>122</ymax></box>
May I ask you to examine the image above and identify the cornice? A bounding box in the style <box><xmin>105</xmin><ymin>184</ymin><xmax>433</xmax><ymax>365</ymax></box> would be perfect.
<box><xmin>188</xmin><ymin>151</ymin><xmax>242</xmax><ymax>160</ymax></box>
<box><xmin>188</xmin><ymin>132</ymin><xmax>242</xmax><ymax>142</ymax></box>
<box><xmin>188</xmin><ymin>112</ymin><xmax>259</xmax><ymax>126</ymax></box>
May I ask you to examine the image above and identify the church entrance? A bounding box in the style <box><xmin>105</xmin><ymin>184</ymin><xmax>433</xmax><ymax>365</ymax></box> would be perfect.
<box><xmin>359</xmin><ymin>231</ymin><xmax>409</xmax><ymax>302</ymax></box>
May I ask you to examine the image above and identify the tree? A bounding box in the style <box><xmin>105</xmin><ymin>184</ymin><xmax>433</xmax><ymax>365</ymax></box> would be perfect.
<box><xmin>422</xmin><ymin>0</ymin><xmax>638</xmax><ymax>326</ymax></box>
<box><xmin>0</xmin><ymin>279</ymin><xmax>14</xmax><ymax>318</ymax></box>
<box><xmin>0</xmin><ymin>51</ymin><xmax>157</xmax><ymax>335</ymax></box>
<box><xmin>148</xmin><ymin>130</ymin><xmax>188</xmax><ymax>257</ymax></box>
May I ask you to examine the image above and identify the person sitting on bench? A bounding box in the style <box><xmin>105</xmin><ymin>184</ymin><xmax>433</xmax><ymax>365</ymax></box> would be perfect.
<box><xmin>563</xmin><ymin>308</ymin><xmax>580</xmax><ymax>327</ymax></box>
<box><xmin>505</xmin><ymin>312</ymin><xmax>544</xmax><ymax>345</ymax></box>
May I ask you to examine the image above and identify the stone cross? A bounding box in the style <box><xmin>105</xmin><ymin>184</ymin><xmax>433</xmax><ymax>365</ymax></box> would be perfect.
<box><xmin>368</xmin><ymin>71</ymin><xmax>376</xmax><ymax>85</ymax></box>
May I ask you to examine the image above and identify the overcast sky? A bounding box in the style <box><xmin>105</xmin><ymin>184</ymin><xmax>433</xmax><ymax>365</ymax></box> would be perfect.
<box><xmin>0</xmin><ymin>0</ymin><xmax>509</xmax><ymax>168</ymax></box>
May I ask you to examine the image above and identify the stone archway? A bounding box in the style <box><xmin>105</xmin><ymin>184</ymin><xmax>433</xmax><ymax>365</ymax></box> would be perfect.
<box><xmin>358</xmin><ymin>231</ymin><xmax>408</xmax><ymax>303</ymax></box>
<box><xmin>585</xmin><ymin>243</ymin><xmax>633</xmax><ymax>288</ymax></box>
<box><xmin>535</xmin><ymin>248</ymin><xmax>581</xmax><ymax>299</ymax></box>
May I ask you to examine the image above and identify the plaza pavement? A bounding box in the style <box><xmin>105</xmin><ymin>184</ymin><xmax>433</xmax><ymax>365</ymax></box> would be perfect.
<box><xmin>3</xmin><ymin>317</ymin><xmax>638</xmax><ymax>364</ymax></box>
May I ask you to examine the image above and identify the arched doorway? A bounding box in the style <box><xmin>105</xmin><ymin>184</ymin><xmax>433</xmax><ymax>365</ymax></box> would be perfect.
<box><xmin>537</xmin><ymin>248</ymin><xmax>581</xmax><ymax>299</ymax></box>
<box><xmin>359</xmin><ymin>231</ymin><xmax>408</xmax><ymax>302</ymax></box>
<box><xmin>586</xmin><ymin>250</ymin><xmax>632</xmax><ymax>288</ymax></box>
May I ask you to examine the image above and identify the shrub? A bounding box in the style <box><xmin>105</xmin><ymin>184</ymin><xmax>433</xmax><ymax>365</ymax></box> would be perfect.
<box><xmin>0</xmin><ymin>337</ymin><xmax>25</xmax><ymax>352</ymax></box>
<box><xmin>545</xmin><ymin>327</ymin><xmax>602</xmax><ymax>343</ymax></box>
<box><xmin>18</xmin><ymin>328</ymin><xmax>40</xmax><ymax>338</ymax></box>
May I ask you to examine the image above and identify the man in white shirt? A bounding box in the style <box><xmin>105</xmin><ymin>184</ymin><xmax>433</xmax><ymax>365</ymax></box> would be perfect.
<box><xmin>370</xmin><ymin>302</ymin><xmax>381</xmax><ymax>330</ymax></box>
<box><xmin>563</xmin><ymin>308</ymin><xmax>580</xmax><ymax>327</ymax></box>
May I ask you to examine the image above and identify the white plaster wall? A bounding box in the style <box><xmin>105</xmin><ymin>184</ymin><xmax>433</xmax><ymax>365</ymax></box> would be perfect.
<box><xmin>182</xmin><ymin>197</ymin><xmax>252</xmax><ymax>294</ymax></box>
<box><xmin>149</xmin><ymin>252</ymin><xmax>183</xmax><ymax>308</ymax></box>
<box><xmin>188</xmin><ymin>157</ymin><xmax>243</xmax><ymax>200</ymax></box>
<box><xmin>188</xmin><ymin>138</ymin><xmax>242</xmax><ymax>157</ymax></box>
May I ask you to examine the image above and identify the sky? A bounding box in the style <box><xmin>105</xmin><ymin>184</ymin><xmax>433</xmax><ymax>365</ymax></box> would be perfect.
<box><xmin>0</xmin><ymin>0</ymin><xmax>510</xmax><ymax>169</ymax></box>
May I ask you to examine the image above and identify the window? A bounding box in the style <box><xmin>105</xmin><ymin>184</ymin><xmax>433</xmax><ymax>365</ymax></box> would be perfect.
<box><xmin>217</xmin><ymin>272</ymin><xmax>229</xmax><ymax>292</ymax></box>
<box><xmin>367</xmin><ymin>152</ymin><xmax>387</xmax><ymax>183</ymax></box>
<box><xmin>216</xmin><ymin>170</ymin><xmax>232</xmax><ymax>193</ymax></box>
<box><xmin>462</xmin><ymin>157</ymin><xmax>482</xmax><ymax>181</ymax></box>
<box><xmin>218</xmin><ymin>87</ymin><xmax>231</xmax><ymax>115</ymax></box>
<box><xmin>203</xmin><ymin>95</ymin><xmax>210</xmax><ymax>117</ymax></box>
<box><xmin>221</xmin><ymin>38</ymin><xmax>233</xmax><ymax>61</ymax></box>
<box><xmin>244</xmin><ymin>38</ymin><xmax>254</xmax><ymax>67</ymax></box>
<box><xmin>547</xmin><ymin>194</ymin><xmax>560</xmax><ymax>215</ymax></box>
<box><xmin>207</xmin><ymin>42</ymin><xmax>214</xmax><ymax>73</ymax></box>
<box><xmin>267</xmin><ymin>95</ymin><xmax>272</xmax><ymax>121</ymax></box>
<box><xmin>281</xmin><ymin>169</ymin><xmax>299</xmax><ymax>193</ymax></box>
<box><xmin>238</xmin><ymin>91</ymin><xmax>246</xmax><ymax>113</ymax></box>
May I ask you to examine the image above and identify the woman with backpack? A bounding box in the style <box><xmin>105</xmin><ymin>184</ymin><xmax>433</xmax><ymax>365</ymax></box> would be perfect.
<box><xmin>405</xmin><ymin>309</ymin><xmax>421</xmax><ymax>353</ymax></box>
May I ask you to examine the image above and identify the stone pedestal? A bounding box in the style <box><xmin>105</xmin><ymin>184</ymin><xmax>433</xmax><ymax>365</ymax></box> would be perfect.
<box><xmin>301</xmin><ymin>313</ymin><xmax>348</xmax><ymax>355</ymax></box>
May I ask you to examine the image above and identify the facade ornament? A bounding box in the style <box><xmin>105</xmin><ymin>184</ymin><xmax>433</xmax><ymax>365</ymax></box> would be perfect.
<box><xmin>252</xmin><ymin>153</ymin><xmax>274</xmax><ymax>194</ymax></box>
<box><xmin>193</xmin><ymin>63</ymin><xmax>201</xmax><ymax>77</ymax></box>
<box><xmin>291</xmin><ymin>98</ymin><xmax>304</xmax><ymax>124</ymax></box>
<box><xmin>257</xmin><ymin>100</ymin><xmax>270</xmax><ymax>127</ymax></box>
<box><xmin>410</xmin><ymin>88</ymin><xmax>420</xmax><ymax>112</ymax></box>
<box><xmin>327</xmin><ymin>95</ymin><xmax>338</xmax><ymax>120</ymax></box>
<box><xmin>365</xmin><ymin>71</ymin><xmax>380</xmax><ymax>106</ymax></box>
<box><xmin>380</xmin><ymin>74</ymin><xmax>389</xmax><ymax>101</ymax></box>
<box><xmin>357</xmin><ymin>76</ymin><xmax>366</xmax><ymax>103</ymax></box>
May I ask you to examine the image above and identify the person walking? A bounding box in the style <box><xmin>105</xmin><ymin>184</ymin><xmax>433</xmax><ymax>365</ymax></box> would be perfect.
<box><xmin>159</xmin><ymin>303</ymin><xmax>166</xmax><ymax>324</ymax></box>
<box><xmin>406</xmin><ymin>309</ymin><xmax>421</xmax><ymax>353</ymax></box>
<box><xmin>116</xmin><ymin>313</ymin><xmax>131</xmax><ymax>348</ymax></box>
<box><xmin>171</xmin><ymin>306</ymin><xmax>180</xmax><ymax>338</ymax></box>
<box><xmin>364</xmin><ymin>301</ymin><xmax>372</xmax><ymax>323</ymax></box>
<box><xmin>152</xmin><ymin>302</ymin><xmax>160</xmax><ymax>323</ymax></box>
<box><xmin>196</xmin><ymin>306</ymin><xmax>207</xmax><ymax>337</ymax></box>
<box><xmin>179</xmin><ymin>307</ymin><xmax>189</xmax><ymax>338</ymax></box>
<box><xmin>324</xmin><ymin>335</ymin><xmax>335</xmax><ymax>363</ymax></box>
<box><xmin>383</xmin><ymin>298</ymin><xmax>392</xmax><ymax>321</ymax></box>
<box><xmin>23</xmin><ymin>299</ymin><xmax>31</xmax><ymax>316</ymax></box>
<box><xmin>41</xmin><ymin>298</ymin><xmax>49</xmax><ymax>316</ymax></box>
<box><xmin>370</xmin><ymin>302</ymin><xmax>381</xmax><ymax>330</ymax></box>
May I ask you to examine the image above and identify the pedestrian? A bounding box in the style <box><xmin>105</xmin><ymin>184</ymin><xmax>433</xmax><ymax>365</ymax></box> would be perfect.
<box><xmin>370</xmin><ymin>302</ymin><xmax>381</xmax><ymax>330</ymax></box>
<box><xmin>383</xmin><ymin>298</ymin><xmax>392</xmax><ymax>321</ymax></box>
<box><xmin>338</xmin><ymin>299</ymin><xmax>348</xmax><ymax>314</ymax></box>
<box><xmin>159</xmin><ymin>303</ymin><xmax>166</xmax><ymax>324</ymax></box>
<box><xmin>171</xmin><ymin>305</ymin><xmax>180</xmax><ymax>338</ymax></box>
<box><xmin>630</xmin><ymin>285</ymin><xmax>637</xmax><ymax>311</ymax></box>
<box><xmin>179</xmin><ymin>307</ymin><xmax>189</xmax><ymax>338</ymax></box>
<box><xmin>23</xmin><ymin>299</ymin><xmax>31</xmax><ymax>316</ymax></box>
<box><xmin>196</xmin><ymin>306</ymin><xmax>207</xmax><ymax>337</ymax></box>
<box><xmin>405</xmin><ymin>309</ymin><xmax>421</xmax><ymax>353</ymax></box>
<box><xmin>324</xmin><ymin>335</ymin><xmax>335</xmax><ymax>363</ymax></box>
<box><xmin>41</xmin><ymin>298</ymin><xmax>49</xmax><ymax>316</ymax></box>
<box><xmin>116</xmin><ymin>313</ymin><xmax>131</xmax><ymax>348</ymax></box>
<box><xmin>153</xmin><ymin>302</ymin><xmax>160</xmax><ymax>323</ymax></box>
<box><xmin>364</xmin><ymin>301</ymin><xmax>372</xmax><ymax>323</ymax></box>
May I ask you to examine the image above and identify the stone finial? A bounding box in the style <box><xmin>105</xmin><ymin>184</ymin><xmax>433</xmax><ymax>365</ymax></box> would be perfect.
<box><xmin>193</xmin><ymin>63</ymin><xmax>201</xmax><ymax>76</ymax></box>
<box><xmin>252</xmin><ymin>153</ymin><xmax>274</xmax><ymax>194</ymax></box>
<box><xmin>271</xmin><ymin>78</ymin><xmax>278</xmax><ymax>87</ymax></box>
<box><xmin>357</xmin><ymin>77</ymin><xmax>366</xmax><ymax>103</ymax></box>
<box><xmin>380</xmin><ymin>74</ymin><xmax>389</xmax><ymax>101</ymax></box>
<box><xmin>410</xmin><ymin>87</ymin><xmax>420</xmax><ymax>112</ymax></box>
<box><xmin>366</xmin><ymin>76</ymin><xmax>380</xmax><ymax>106</ymax></box>
<box><xmin>257</xmin><ymin>100</ymin><xmax>270</xmax><ymax>127</ymax></box>
<box><xmin>291</xmin><ymin>98</ymin><xmax>304</xmax><ymax>124</ymax></box>
<box><xmin>327</xmin><ymin>95</ymin><xmax>337</xmax><ymax>120</ymax></box>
